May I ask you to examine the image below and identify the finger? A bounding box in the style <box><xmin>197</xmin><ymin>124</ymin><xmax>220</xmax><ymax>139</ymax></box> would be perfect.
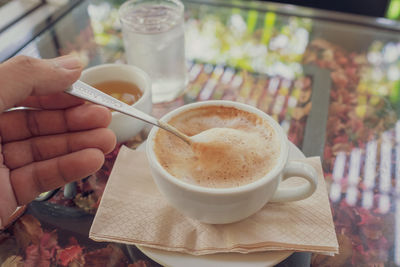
<box><xmin>17</xmin><ymin>92</ymin><xmax>84</xmax><ymax>110</ymax></box>
<box><xmin>3</xmin><ymin>128</ymin><xmax>116</xmax><ymax>169</ymax></box>
<box><xmin>0</xmin><ymin>55</ymin><xmax>82</xmax><ymax>112</ymax></box>
<box><xmin>0</xmin><ymin>104</ymin><xmax>112</xmax><ymax>142</ymax></box>
<box><xmin>0</xmin><ymin>167</ymin><xmax>17</xmax><ymax>227</ymax></box>
<box><xmin>11</xmin><ymin>148</ymin><xmax>105</xmax><ymax>205</ymax></box>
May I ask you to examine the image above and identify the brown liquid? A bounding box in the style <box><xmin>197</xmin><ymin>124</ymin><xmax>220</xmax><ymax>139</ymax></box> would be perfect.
<box><xmin>154</xmin><ymin>106</ymin><xmax>280</xmax><ymax>188</ymax></box>
<box><xmin>92</xmin><ymin>80</ymin><xmax>142</xmax><ymax>106</ymax></box>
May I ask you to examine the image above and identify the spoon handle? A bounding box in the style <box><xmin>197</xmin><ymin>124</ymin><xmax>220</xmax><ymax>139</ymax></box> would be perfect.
<box><xmin>66</xmin><ymin>80</ymin><xmax>192</xmax><ymax>144</ymax></box>
<box><xmin>66</xmin><ymin>80</ymin><xmax>159</xmax><ymax>127</ymax></box>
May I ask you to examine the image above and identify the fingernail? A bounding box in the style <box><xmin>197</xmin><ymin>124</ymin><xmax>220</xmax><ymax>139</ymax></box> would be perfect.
<box><xmin>53</xmin><ymin>55</ymin><xmax>83</xmax><ymax>70</ymax></box>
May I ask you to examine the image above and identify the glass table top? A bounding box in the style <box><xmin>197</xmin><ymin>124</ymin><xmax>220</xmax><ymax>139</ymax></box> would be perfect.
<box><xmin>2</xmin><ymin>0</ymin><xmax>400</xmax><ymax>266</ymax></box>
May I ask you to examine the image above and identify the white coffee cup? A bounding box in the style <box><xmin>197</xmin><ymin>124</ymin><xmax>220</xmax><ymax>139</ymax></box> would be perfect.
<box><xmin>80</xmin><ymin>64</ymin><xmax>152</xmax><ymax>143</ymax></box>
<box><xmin>146</xmin><ymin>100</ymin><xmax>318</xmax><ymax>224</ymax></box>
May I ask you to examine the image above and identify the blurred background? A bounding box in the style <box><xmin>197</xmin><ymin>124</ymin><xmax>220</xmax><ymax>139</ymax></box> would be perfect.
<box><xmin>263</xmin><ymin>0</ymin><xmax>391</xmax><ymax>18</ymax></box>
<box><xmin>1</xmin><ymin>0</ymin><xmax>399</xmax><ymax>63</ymax></box>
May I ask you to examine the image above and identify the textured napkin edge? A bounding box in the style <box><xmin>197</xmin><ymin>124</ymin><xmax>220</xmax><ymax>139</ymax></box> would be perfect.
<box><xmin>89</xmin><ymin>145</ymin><xmax>132</xmax><ymax>240</ymax></box>
<box><xmin>90</xmin><ymin>233</ymin><xmax>339</xmax><ymax>256</ymax></box>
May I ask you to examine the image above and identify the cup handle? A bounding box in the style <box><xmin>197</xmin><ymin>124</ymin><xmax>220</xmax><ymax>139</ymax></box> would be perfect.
<box><xmin>270</xmin><ymin>161</ymin><xmax>318</xmax><ymax>202</ymax></box>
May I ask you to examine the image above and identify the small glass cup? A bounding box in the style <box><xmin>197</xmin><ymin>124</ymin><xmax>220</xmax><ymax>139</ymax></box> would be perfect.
<box><xmin>119</xmin><ymin>0</ymin><xmax>188</xmax><ymax>103</ymax></box>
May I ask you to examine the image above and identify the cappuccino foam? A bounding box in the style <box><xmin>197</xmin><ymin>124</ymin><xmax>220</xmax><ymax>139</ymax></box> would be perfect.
<box><xmin>153</xmin><ymin>106</ymin><xmax>280</xmax><ymax>188</ymax></box>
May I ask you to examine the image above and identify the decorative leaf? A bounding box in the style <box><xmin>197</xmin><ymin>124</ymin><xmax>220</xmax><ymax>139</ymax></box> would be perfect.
<box><xmin>12</xmin><ymin>215</ymin><xmax>43</xmax><ymax>250</ymax></box>
<box><xmin>84</xmin><ymin>244</ymin><xmax>128</xmax><ymax>267</ymax></box>
<box><xmin>22</xmin><ymin>230</ymin><xmax>59</xmax><ymax>267</ymax></box>
<box><xmin>0</xmin><ymin>233</ymin><xmax>19</xmax><ymax>263</ymax></box>
<box><xmin>57</xmin><ymin>245</ymin><xmax>83</xmax><ymax>266</ymax></box>
<box><xmin>24</xmin><ymin>245</ymin><xmax>49</xmax><ymax>267</ymax></box>
<box><xmin>40</xmin><ymin>231</ymin><xmax>59</xmax><ymax>259</ymax></box>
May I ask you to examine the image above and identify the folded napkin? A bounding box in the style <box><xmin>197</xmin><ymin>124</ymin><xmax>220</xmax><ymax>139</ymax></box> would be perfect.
<box><xmin>90</xmin><ymin>146</ymin><xmax>338</xmax><ymax>255</ymax></box>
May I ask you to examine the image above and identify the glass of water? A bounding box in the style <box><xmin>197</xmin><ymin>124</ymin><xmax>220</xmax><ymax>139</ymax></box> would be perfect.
<box><xmin>119</xmin><ymin>0</ymin><xmax>188</xmax><ymax>103</ymax></box>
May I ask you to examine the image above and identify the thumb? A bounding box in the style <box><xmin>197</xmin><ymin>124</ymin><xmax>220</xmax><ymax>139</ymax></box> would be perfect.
<box><xmin>0</xmin><ymin>55</ymin><xmax>83</xmax><ymax>112</ymax></box>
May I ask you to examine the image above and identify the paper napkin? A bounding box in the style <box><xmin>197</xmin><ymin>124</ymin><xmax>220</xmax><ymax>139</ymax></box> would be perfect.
<box><xmin>90</xmin><ymin>146</ymin><xmax>338</xmax><ymax>255</ymax></box>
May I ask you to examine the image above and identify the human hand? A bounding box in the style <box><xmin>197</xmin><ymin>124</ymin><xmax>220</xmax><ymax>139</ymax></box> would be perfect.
<box><xmin>0</xmin><ymin>55</ymin><xmax>116</xmax><ymax>227</ymax></box>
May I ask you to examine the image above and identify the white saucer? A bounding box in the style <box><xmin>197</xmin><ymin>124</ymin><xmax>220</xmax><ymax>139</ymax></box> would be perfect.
<box><xmin>135</xmin><ymin>141</ymin><xmax>304</xmax><ymax>267</ymax></box>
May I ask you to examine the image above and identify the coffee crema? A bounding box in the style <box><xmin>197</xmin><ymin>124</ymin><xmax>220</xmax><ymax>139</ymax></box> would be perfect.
<box><xmin>154</xmin><ymin>106</ymin><xmax>280</xmax><ymax>188</ymax></box>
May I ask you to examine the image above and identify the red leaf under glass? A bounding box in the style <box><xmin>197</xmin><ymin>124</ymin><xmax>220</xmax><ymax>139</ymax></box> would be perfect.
<box><xmin>84</xmin><ymin>244</ymin><xmax>128</xmax><ymax>267</ymax></box>
<box><xmin>57</xmin><ymin>245</ymin><xmax>83</xmax><ymax>266</ymax></box>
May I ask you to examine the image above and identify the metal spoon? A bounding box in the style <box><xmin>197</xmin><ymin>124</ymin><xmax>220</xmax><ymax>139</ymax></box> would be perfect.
<box><xmin>66</xmin><ymin>80</ymin><xmax>191</xmax><ymax>144</ymax></box>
